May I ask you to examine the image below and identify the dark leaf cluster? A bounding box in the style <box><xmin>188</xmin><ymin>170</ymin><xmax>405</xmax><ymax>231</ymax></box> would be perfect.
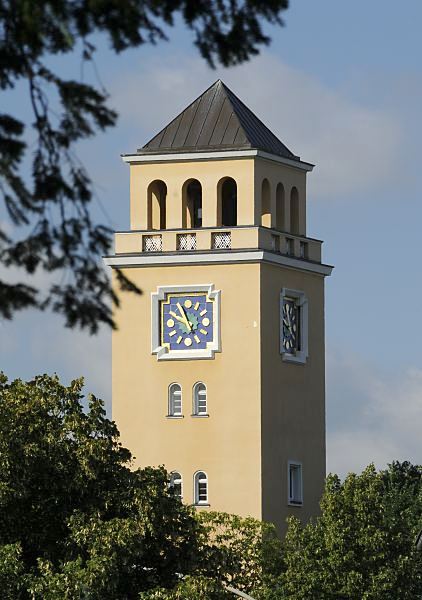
<box><xmin>0</xmin><ymin>373</ymin><xmax>200</xmax><ymax>599</ymax></box>
<box><xmin>0</xmin><ymin>0</ymin><xmax>289</xmax><ymax>331</ymax></box>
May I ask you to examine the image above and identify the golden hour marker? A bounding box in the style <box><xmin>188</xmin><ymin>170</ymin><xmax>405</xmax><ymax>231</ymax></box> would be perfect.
<box><xmin>194</xmin><ymin>301</ymin><xmax>200</xmax><ymax>310</ymax></box>
<box><xmin>200</xmin><ymin>329</ymin><xmax>207</xmax><ymax>336</ymax></box>
<box><xmin>194</xmin><ymin>334</ymin><xmax>200</xmax><ymax>344</ymax></box>
<box><xmin>176</xmin><ymin>336</ymin><xmax>182</xmax><ymax>344</ymax></box>
<box><xmin>184</xmin><ymin>299</ymin><xmax>192</xmax><ymax>309</ymax></box>
<box><xmin>202</xmin><ymin>317</ymin><xmax>210</xmax><ymax>327</ymax></box>
<box><xmin>169</xmin><ymin>330</ymin><xmax>176</xmax><ymax>337</ymax></box>
<box><xmin>184</xmin><ymin>337</ymin><xmax>192</xmax><ymax>347</ymax></box>
<box><xmin>166</xmin><ymin>318</ymin><xmax>175</xmax><ymax>327</ymax></box>
<box><xmin>200</xmin><ymin>309</ymin><xmax>207</xmax><ymax>316</ymax></box>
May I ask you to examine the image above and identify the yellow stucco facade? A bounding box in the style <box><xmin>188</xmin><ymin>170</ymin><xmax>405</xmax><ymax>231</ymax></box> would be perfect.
<box><xmin>108</xmin><ymin>154</ymin><xmax>332</xmax><ymax>535</ymax></box>
<box><xmin>107</xmin><ymin>82</ymin><xmax>332</xmax><ymax>535</ymax></box>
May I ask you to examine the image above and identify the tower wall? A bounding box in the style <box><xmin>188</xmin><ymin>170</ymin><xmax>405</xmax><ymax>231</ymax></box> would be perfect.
<box><xmin>260</xmin><ymin>263</ymin><xmax>326</xmax><ymax>533</ymax></box>
<box><xmin>112</xmin><ymin>262</ymin><xmax>263</xmax><ymax>519</ymax></box>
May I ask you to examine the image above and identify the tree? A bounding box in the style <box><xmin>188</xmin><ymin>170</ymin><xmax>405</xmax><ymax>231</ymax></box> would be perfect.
<box><xmin>278</xmin><ymin>463</ymin><xmax>422</xmax><ymax>600</ymax></box>
<box><xmin>140</xmin><ymin>512</ymin><xmax>283</xmax><ymax>600</ymax></box>
<box><xmin>0</xmin><ymin>373</ymin><xmax>200</xmax><ymax>598</ymax></box>
<box><xmin>0</xmin><ymin>0</ymin><xmax>289</xmax><ymax>332</ymax></box>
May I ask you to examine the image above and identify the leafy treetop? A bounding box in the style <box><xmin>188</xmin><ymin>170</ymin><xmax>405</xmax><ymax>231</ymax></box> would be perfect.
<box><xmin>0</xmin><ymin>0</ymin><xmax>289</xmax><ymax>332</ymax></box>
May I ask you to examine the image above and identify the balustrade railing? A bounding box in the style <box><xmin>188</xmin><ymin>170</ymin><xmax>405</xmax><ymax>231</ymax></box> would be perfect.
<box><xmin>177</xmin><ymin>233</ymin><xmax>197</xmax><ymax>251</ymax></box>
<box><xmin>142</xmin><ymin>234</ymin><xmax>162</xmax><ymax>252</ymax></box>
<box><xmin>212</xmin><ymin>231</ymin><xmax>231</xmax><ymax>250</ymax></box>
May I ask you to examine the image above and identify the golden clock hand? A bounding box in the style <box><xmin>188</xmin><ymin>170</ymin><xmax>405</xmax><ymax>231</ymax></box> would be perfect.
<box><xmin>176</xmin><ymin>302</ymin><xmax>192</xmax><ymax>331</ymax></box>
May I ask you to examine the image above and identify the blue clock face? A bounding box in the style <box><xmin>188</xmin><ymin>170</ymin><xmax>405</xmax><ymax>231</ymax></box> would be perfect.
<box><xmin>161</xmin><ymin>293</ymin><xmax>214</xmax><ymax>351</ymax></box>
<box><xmin>282</xmin><ymin>298</ymin><xmax>299</xmax><ymax>354</ymax></box>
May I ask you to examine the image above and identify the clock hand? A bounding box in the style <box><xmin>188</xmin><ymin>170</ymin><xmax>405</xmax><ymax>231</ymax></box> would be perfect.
<box><xmin>176</xmin><ymin>302</ymin><xmax>192</xmax><ymax>331</ymax></box>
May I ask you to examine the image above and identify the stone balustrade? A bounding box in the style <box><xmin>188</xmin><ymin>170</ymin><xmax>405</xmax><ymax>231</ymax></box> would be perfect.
<box><xmin>114</xmin><ymin>226</ymin><xmax>322</xmax><ymax>263</ymax></box>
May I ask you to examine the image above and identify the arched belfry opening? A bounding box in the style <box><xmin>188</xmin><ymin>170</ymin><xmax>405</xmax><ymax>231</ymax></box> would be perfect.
<box><xmin>290</xmin><ymin>186</ymin><xmax>300</xmax><ymax>234</ymax></box>
<box><xmin>218</xmin><ymin>177</ymin><xmax>237</xmax><ymax>226</ymax></box>
<box><xmin>183</xmin><ymin>179</ymin><xmax>202</xmax><ymax>228</ymax></box>
<box><xmin>261</xmin><ymin>179</ymin><xmax>271</xmax><ymax>227</ymax></box>
<box><xmin>276</xmin><ymin>183</ymin><xmax>285</xmax><ymax>231</ymax></box>
<box><xmin>147</xmin><ymin>180</ymin><xmax>167</xmax><ymax>230</ymax></box>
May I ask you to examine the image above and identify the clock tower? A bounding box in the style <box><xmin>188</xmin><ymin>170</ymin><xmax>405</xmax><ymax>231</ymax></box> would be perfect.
<box><xmin>106</xmin><ymin>80</ymin><xmax>333</xmax><ymax>534</ymax></box>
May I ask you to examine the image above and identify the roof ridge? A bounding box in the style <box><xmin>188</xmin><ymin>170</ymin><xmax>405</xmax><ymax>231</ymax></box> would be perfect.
<box><xmin>220</xmin><ymin>81</ymin><xmax>298</xmax><ymax>159</ymax></box>
<box><xmin>138</xmin><ymin>80</ymin><xmax>300</xmax><ymax>161</ymax></box>
<box><xmin>139</xmin><ymin>80</ymin><xmax>222</xmax><ymax>151</ymax></box>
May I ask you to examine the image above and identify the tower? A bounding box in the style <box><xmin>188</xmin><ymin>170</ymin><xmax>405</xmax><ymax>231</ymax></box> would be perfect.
<box><xmin>106</xmin><ymin>80</ymin><xmax>333</xmax><ymax>534</ymax></box>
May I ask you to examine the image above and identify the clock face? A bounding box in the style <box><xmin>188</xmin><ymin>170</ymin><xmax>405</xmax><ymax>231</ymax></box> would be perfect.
<box><xmin>282</xmin><ymin>297</ymin><xmax>299</xmax><ymax>354</ymax></box>
<box><xmin>161</xmin><ymin>293</ymin><xmax>214</xmax><ymax>351</ymax></box>
<box><xmin>152</xmin><ymin>285</ymin><xmax>221</xmax><ymax>360</ymax></box>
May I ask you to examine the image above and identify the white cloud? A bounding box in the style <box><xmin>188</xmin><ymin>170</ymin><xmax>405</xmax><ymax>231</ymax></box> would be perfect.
<box><xmin>111</xmin><ymin>52</ymin><xmax>403</xmax><ymax>200</ymax></box>
<box><xmin>326</xmin><ymin>349</ymin><xmax>422</xmax><ymax>477</ymax></box>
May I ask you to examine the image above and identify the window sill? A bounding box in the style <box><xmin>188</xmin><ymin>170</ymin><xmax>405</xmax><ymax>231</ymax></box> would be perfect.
<box><xmin>288</xmin><ymin>500</ymin><xmax>303</xmax><ymax>507</ymax></box>
<box><xmin>191</xmin><ymin>414</ymin><xmax>209</xmax><ymax>418</ymax></box>
<box><xmin>281</xmin><ymin>352</ymin><xmax>307</xmax><ymax>365</ymax></box>
<box><xmin>193</xmin><ymin>503</ymin><xmax>210</xmax><ymax>507</ymax></box>
<box><xmin>166</xmin><ymin>415</ymin><xmax>184</xmax><ymax>419</ymax></box>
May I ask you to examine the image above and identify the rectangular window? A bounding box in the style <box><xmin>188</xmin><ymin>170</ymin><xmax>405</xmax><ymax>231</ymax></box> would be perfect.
<box><xmin>280</xmin><ymin>288</ymin><xmax>308</xmax><ymax>364</ymax></box>
<box><xmin>198</xmin><ymin>481</ymin><xmax>207</xmax><ymax>502</ymax></box>
<box><xmin>173</xmin><ymin>394</ymin><xmax>182</xmax><ymax>415</ymax></box>
<box><xmin>288</xmin><ymin>461</ymin><xmax>303</xmax><ymax>506</ymax></box>
<box><xmin>300</xmin><ymin>241</ymin><xmax>308</xmax><ymax>259</ymax></box>
<box><xmin>197</xmin><ymin>394</ymin><xmax>207</xmax><ymax>414</ymax></box>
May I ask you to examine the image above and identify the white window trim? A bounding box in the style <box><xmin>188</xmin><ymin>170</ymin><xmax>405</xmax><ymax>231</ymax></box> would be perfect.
<box><xmin>287</xmin><ymin>460</ymin><xmax>303</xmax><ymax>506</ymax></box>
<box><xmin>168</xmin><ymin>383</ymin><xmax>183</xmax><ymax>417</ymax></box>
<box><xmin>193</xmin><ymin>470</ymin><xmax>209</xmax><ymax>506</ymax></box>
<box><xmin>192</xmin><ymin>382</ymin><xmax>208</xmax><ymax>416</ymax></box>
<box><xmin>169</xmin><ymin>471</ymin><xmax>183</xmax><ymax>500</ymax></box>
<box><xmin>280</xmin><ymin>288</ymin><xmax>308</xmax><ymax>364</ymax></box>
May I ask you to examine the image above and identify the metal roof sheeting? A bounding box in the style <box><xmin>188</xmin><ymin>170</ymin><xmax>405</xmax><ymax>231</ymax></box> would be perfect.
<box><xmin>138</xmin><ymin>80</ymin><xmax>299</xmax><ymax>161</ymax></box>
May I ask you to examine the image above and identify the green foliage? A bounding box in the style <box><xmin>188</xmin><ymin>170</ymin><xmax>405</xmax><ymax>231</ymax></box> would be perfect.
<box><xmin>278</xmin><ymin>463</ymin><xmax>422</xmax><ymax>600</ymax></box>
<box><xmin>197</xmin><ymin>511</ymin><xmax>282</xmax><ymax>595</ymax></box>
<box><xmin>5</xmin><ymin>371</ymin><xmax>421</xmax><ymax>599</ymax></box>
<box><xmin>139</xmin><ymin>511</ymin><xmax>283</xmax><ymax>600</ymax></box>
<box><xmin>0</xmin><ymin>0</ymin><xmax>289</xmax><ymax>331</ymax></box>
<box><xmin>0</xmin><ymin>373</ymin><xmax>199</xmax><ymax>599</ymax></box>
<box><xmin>139</xmin><ymin>576</ymin><xmax>231</xmax><ymax>600</ymax></box>
<box><xmin>0</xmin><ymin>543</ymin><xmax>26</xmax><ymax>599</ymax></box>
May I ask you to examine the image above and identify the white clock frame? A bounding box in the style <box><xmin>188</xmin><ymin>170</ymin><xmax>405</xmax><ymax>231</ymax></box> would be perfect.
<box><xmin>280</xmin><ymin>288</ymin><xmax>308</xmax><ymax>364</ymax></box>
<box><xmin>151</xmin><ymin>284</ymin><xmax>221</xmax><ymax>360</ymax></box>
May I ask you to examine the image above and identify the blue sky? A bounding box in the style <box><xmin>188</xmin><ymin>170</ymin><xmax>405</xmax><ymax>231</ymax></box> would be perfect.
<box><xmin>1</xmin><ymin>0</ymin><xmax>422</xmax><ymax>475</ymax></box>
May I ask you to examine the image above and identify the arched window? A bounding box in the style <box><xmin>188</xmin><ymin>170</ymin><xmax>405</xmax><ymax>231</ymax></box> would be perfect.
<box><xmin>290</xmin><ymin>187</ymin><xmax>300</xmax><ymax>234</ymax></box>
<box><xmin>147</xmin><ymin>180</ymin><xmax>167</xmax><ymax>230</ymax></box>
<box><xmin>276</xmin><ymin>183</ymin><xmax>285</xmax><ymax>231</ymax></box>
<box><xmin>169</xmin><ymin>471</ymin><xmax>183</xmax><ymax>499</ymax></box>
<box><xmin>183</xmin><ymin>179</ymin><xmax>202</xmax><ymax>228</ymax></box>
<box><xmin>168</xmin><ymin>383</ymin><xmax>182</xmax><ymax>416</ymax></box>
<box><xmin>218</xmin><ymin>178</ymin><xmax>237</xmax><ymax>226</ymax></box>
<box><xmin>194</xmin><ymin>471</ymin><xmax>208</xmax><ymax>505</ymax></box>
<box><xmin>261</xmin><ymin>179</ymin><xmax>271</xmax><ymax>227</ymax></box>
<box><xmin>193</xmin><ymin>382</ymin><xmax>207</xmax><ymax>415</ymax></box>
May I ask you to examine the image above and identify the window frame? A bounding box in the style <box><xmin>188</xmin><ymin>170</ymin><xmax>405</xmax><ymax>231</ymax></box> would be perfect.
<box><xmin>193</xmin><ymin>470</ymin><xmax>209</xmax><ymax>506</ymax></box>
<box><xmin>192</xmin><ymin>382</ymin><xmax>208</xmax><ymax>417</ymax></box>
<box><xmin>169</xmin><ymin>471</ymin><xmax>183</xmax><ymax>500</ymax></box>
<box><xmin>280</xmin><ymin>288</ymin><xmax>308</xmax><ymax>364</ymax></box>
<box><xmin>168</xmin><ymin>383</ymin><xmax>183</xmax><ymax>418</ymax></box>
<box><xmin>288</xmin><ymin>460</ymin><xmax>303</xmax><ymax>506</ymax></box>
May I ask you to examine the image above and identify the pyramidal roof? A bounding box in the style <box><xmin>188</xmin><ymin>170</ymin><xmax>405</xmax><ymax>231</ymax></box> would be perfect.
<box><xmin>138</xmin><ymin>80</ymin><xmax>300</xmax><ymax>161</ymax></box>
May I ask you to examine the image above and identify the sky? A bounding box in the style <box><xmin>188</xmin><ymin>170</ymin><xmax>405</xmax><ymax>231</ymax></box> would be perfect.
<box><xmin>1</xmin><ymin>0</ymin><xmax>422</xmax><ymax>477</ymax></box>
